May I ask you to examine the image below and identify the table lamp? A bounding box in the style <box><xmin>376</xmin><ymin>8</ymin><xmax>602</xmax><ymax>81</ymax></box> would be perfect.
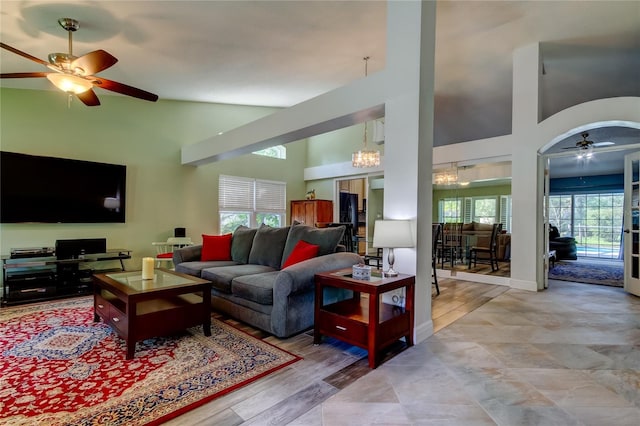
<box><xmin>372</xmin><ymin>219</ymin><xmax>414</xmax><ymax>276</ymax></box>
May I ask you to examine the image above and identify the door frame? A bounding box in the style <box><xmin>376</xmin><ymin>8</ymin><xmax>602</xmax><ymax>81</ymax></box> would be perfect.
<box><xmin>334</xmin><ymin>175</ymin><xmax>370</xmax><ymax>255</ymax></box>
<box><xmin>539</xmin><ymin>127</ymin><xmax>640</xmax><ymax>292</ymax></box>
<box><xmin>624</xmin><ymin>150</ymin><xmax>640</xmax><ymax>295</ymax></box>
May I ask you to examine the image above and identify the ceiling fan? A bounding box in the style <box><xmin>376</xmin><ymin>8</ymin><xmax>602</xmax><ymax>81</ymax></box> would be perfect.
<box><xmin>564</xmin><ymin>132</ymin><xmax>615</xmax><ymax>151</ymax></box>
<box><xmin>0</xmin><ymin>18</ymin><xmax>158</xmax><ymax>106</ymax></box>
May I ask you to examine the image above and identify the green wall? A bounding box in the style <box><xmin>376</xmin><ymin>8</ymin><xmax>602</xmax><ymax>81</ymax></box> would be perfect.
<box><xmin>432</xmin><ymin>184</ymin><xmax>512</xmax><ymax>220</ymax></box>
<box><xmin>304</xmin><ymin>123</ymin><xmax>384</xmax><ymax>199</ymax></box>
<box><xmin>0</xmin><ymin>88</ymin><xmax>308</xmax><ymax>269</ymax></box>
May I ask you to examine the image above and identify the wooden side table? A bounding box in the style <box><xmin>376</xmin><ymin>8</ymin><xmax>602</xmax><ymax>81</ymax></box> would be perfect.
<box><xmin>314</xmin><ymin>268</ymin><xmax>415</xmax><ymax>368</ymax></box>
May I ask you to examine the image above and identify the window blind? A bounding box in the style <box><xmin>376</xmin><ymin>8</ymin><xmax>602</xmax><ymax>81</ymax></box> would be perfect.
<box><xmin>219</xmin><ymin>175</ymin><xmax>254</xmax><ymax>211</ymax></box>
<box><xmin>255</xmin><ymin>179</ymin><xmax>286</xmax><ymax>212</ymax></box>
<box><xmin>219</xmin><ymin>175</ymin><xmax>286</xmax><ymax>213</ymax></box>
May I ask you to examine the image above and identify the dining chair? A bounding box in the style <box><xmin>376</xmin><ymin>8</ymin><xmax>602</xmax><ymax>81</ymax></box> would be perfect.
<box><xmin>432</xmin><ymin>223</ymin><xmax>442</xmax><ymax>295</ymax></box>
<box><xmin>438</xmin><ymin>222</ymin><xmax>463</xmax><ymax>268</ymax></box>
<box><xmin>324</xmin><ymin>222</ymin><xmax>356</xmax><ymax>253</ymax></box>
<box><xmin>152</xmin><ymin>237</ymin><xmax>194</xmax><ymax>268</ymax></box>
<box><xmin>468</xmin><ymin>223</ymin><xmax>502</xmax><ymax>271</ymax></box>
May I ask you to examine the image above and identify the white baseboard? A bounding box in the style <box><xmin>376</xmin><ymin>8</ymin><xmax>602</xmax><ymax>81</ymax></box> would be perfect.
<box><xmin>414</xmin><ymin>319</ymin><xmax>434</xmax><ymax>344</ymax></box>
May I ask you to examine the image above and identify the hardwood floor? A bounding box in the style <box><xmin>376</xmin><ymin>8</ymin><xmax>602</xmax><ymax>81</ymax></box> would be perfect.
<box><xmin>437</xmin><ymin>259</ymin><xmax>511</xmax><ymax>277</ymax></box>
<box><xmin>432</xmin><ymin>279</ymin><xmax>509</xmax><ymax>332</ymax></box>
<box><xmin>165</xmin><ymin>279</ymin><xmax>505</xmax><ymax>425</ymax></box>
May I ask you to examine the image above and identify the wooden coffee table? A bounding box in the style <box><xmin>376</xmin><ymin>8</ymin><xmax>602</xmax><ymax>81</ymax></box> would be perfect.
<box><xmin>314</xmin><ymin>268</ymin><xmax>415</xmax><ymax>368</ymax></box>
<box><xmin>93</xmin><ymin>268</ymin><xmax>211</xmax><ymax>359</ymax></box>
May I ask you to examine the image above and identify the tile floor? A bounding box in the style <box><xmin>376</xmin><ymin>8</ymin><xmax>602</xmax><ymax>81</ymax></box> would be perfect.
<box><xmin>304</xmin><ymin>280</ymin><xmax>640</xmax><ymax>425</ymax></box>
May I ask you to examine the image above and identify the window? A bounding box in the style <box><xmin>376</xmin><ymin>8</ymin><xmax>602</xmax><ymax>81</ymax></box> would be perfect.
<box><xmin>549</xmin><ymin>192</ymin><xmax>623</xmax><ymax>258</ymax></box>
<box><xmin>438</xmin><ymin>195</ymin><xmax>510</xmax><ymax>230</ymax></box>
<box><xmin>548</xmin><ymin>194</ymin><xmax>573</xmax><ymax>236</ymax></box>
<box><xmin>252</xmin><ymin>145</ymin><xmax>286</xmax><ymax>159</ymax></box>
<box><xmin>438</xmin><ymin>198</ymin><xmax>462</xmax><ymax>223</ymax></box>
<box><xmin>500</xmin><ymin>195</ymin><xmax>512</xmax><ymax>233</ymax></box>
<box><xmin>219</xmin><ymin>175</ymin><xmax>286</xmax><ymax>234</ymax></box>
<box><xmin>472</xmin><ymin>197</ymin><xmax>498</xmax><ymax>224</ymax></box>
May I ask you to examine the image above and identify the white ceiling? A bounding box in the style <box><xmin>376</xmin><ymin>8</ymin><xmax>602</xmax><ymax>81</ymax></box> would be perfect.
<box><xmin>1</xmin><ymin>1</ymin><xmax>639</xmax><ymax>177</ymax></box>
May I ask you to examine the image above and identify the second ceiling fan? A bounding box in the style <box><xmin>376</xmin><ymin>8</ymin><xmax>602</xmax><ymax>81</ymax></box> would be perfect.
<box><xmin>0</xmin><ymin>17</ymin><xmax>158</xmax><ymax>106</ymax></box>
<box><xmin>566</xmin><ymin>132</ymin><xmax>615</xmax><ymax>150</ymax></box>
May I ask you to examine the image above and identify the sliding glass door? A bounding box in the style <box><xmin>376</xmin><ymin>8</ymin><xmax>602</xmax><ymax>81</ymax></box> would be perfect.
<box><xmin>549</xmin><ymin>193</ymin><xmax>624</xmax><ymax>259</ymax></box>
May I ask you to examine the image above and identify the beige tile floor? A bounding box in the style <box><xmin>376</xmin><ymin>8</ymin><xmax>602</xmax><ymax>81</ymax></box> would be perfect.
<box><xmin>310</xmin><ymin>279</ymin><xmax>640</xmax><ymax>426</ymax></box>
<box><xmin>167</xmin><ymin>278</ymin><xmax>639</xmax><ymax>425</ymax></box>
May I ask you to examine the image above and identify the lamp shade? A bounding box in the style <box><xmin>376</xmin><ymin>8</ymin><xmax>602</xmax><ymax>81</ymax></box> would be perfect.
<box><xmin>372</xmin><ymin>220</ymin><xmax>414</xmax><ymax>248</ymax></box>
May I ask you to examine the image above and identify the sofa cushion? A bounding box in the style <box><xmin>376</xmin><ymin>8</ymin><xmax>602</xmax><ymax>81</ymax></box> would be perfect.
<box><xmin>231</xmin><ymin>226</ymin><xmax>257</xmax><ymax>264</ymax></box>
<box><xmin>281</xmin><ymin>224</ymin><xmax>345</xmax><ymax>268</ymax></box>
<box><xmin>202</xmin><ymin>264</ymin><xmax>276</xmax><ymax>293</ymax></box>
<box><xmin>201</xmin><ymin>233</ymin><xmax>232</xmax><ymax>261</ymax></box>
<box><xmin>175</xmin><ymin>260</ymin><xmax>239</xmax><ymax>277</ymax></box>
<box><xmin>248</xmin><ymin>224</ymin><xmax>290</xmax><ymax>269</ymax></box>
<box><xmin>231</xmin><ymin>271</ymin><xmax>280</xmax><ymax>305</ymax></box>
<box><xmin>474</xmin><ymin>222</ymin><xmax>494</xmax><ymax>232</ymax></box>
<box><xmin>282</xmin><ymin>240</ymin><xmax>320</xmax><ymax>269</ymax></box>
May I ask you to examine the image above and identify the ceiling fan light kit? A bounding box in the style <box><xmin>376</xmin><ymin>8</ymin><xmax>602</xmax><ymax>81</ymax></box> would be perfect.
<box><xmin>46</xmin><ymin>73</ymin><xmax>92</xmax><ymax>94</ymax></box>
<box><xmin>0</xmin><ymin>17</ymin><xmax>158</xmax><ymax>106</ymax></box>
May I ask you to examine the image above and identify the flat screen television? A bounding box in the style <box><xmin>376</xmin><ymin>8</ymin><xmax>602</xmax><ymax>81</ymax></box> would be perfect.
<box><xmin>1</xmin><ymin>151</ymin><xmax>126</xmax><ymax>223</ymax></box>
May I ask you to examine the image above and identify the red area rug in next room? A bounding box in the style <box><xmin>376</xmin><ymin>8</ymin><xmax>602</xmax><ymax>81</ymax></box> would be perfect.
<box><xmin>0</xmin><ymin>297</ymin><xmax>300</xmax><ymax>426</ymax></box>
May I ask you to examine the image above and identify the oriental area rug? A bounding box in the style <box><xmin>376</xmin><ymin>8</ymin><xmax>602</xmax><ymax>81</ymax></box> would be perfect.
<box><xmin>0</xmin><ymin>297</ymin><xmax>300</xmax><ymax>426</ymax></box>
<box><xmin>549</xmin><ymin>259</ymin><xmax>624</xmax><ymax>287</ymax></box>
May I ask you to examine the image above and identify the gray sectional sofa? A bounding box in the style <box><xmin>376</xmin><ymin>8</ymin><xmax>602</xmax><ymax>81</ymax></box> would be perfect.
<box><xmin>173</xmin><ymin>223</ymin><xmax>362</xmax><ymax>338</ymax></box>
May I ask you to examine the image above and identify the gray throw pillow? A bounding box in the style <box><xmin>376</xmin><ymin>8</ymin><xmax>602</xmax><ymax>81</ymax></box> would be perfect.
<box><xmin>281</xmin><ymin>224</ymin><xmax>345</xmax><ymax>268</ymax></box>
<box><xmin>248</xmin><ymin>224</ymin><xmax>291</xmax><ymax>269</ymax></box>
<box><xmin>231</xmin><ymin>226</ymin><xmax>258</xmax><ymax>264</ymax></box>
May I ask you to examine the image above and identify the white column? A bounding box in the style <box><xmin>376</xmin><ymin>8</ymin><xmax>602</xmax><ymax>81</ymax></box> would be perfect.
<box><xmin>510</xmin><ymin>43</ymin><xmax>542</xmax><ymax>291</ymax></box>
<box><xmin>384</xmin><ymin>0</ymin><xmax>436</xmax><ymax>341</ymax></box>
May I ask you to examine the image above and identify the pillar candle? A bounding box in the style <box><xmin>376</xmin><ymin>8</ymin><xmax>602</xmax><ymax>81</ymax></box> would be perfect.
<box><xmin>142</xmin><ymin>257</ymin><xmax>154</xmax><ymax>280</ymax></box>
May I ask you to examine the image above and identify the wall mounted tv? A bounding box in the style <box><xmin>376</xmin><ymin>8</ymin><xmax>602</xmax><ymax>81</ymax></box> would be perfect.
<box><xmin>1</xmin><ymin>152</ymin><xmax>126</xmax><ymax>223</ymax></box>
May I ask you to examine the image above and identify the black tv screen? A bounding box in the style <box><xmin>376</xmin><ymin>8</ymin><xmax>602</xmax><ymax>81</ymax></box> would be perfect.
<box><xmin>1</xmin><ymin>152</ymin><xmax>126</xmax><ymax>223</ymax></box>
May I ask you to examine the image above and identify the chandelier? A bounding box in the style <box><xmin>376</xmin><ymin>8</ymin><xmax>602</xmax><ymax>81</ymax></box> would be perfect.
<box><xmin>434</xmin><ymin>163</ymin><xmax>458</xmax><ymax>185</ymax></box>
<box><xmin>352</xmin><ymin>56</ymin><xmax>381</xmax><ymax>168</ymax></box>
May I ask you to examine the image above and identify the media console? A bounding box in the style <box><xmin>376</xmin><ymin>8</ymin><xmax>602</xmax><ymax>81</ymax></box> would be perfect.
<box><xmin>2</xmin><ymin>249</ymin><xmax>132</xmax><ymax>306</ymax></box>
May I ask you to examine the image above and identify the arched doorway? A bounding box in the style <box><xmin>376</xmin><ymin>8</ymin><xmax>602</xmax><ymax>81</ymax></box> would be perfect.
<box><xmin>539</xmin><ymin>124</ymin><xmax>640</xmax><ymax>290</ymax></box>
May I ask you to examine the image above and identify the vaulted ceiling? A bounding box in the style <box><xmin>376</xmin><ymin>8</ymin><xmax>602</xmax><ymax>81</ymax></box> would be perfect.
<box><xmin>1</xmin><ymin>1</ymin><xmax>638</xmax><ymax>169</ymax></box>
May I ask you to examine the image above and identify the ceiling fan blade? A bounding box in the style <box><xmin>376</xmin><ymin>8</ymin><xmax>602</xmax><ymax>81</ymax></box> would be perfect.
<box><xmin>1</xmin><ymin>72</ymin><xmax>49</xmax><ymax>79</ymax></box>
<box><xmin>93</xmin><ymin>76</ymin><xmax>158</xmax><ymax>102</ymax></box>
<box><xmin>593</xmin><ymin>141</ymin><xmax>615</xmax><ymax>147</ymax></box>
<box><xmin>76</xmin><ymin>88</ymin><xmax>101</xmax><ymax>106</ymax></box>
<box><xmin>0</xmin><ymin>42</ymin><xmax>50</xmax><ymax>67</ymax></box>
<box><xmin>71</xmin><ymin>50</ymin><xmax>118</xmax><ymax>75</ymax></box>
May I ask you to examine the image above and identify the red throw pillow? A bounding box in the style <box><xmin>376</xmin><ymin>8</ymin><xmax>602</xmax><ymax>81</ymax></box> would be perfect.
<box><xmin>282</xmin><ymin>240</ymin><xmax>319</xmax><ymax>269</ymax></box>
<box><xmin>201</xmin><ymin>233</ymin><xmax>233</xmax><ymax>261</ymax></box>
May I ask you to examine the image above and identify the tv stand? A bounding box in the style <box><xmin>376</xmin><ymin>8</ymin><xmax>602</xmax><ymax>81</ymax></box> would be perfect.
<box><xmin>1</xmin><ymin>249</ymin><xmax>132</xmax><ymax>306</ymax></box>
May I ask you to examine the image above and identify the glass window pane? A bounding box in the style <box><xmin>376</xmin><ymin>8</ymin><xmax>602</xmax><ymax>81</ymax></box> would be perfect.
<box><xmin>257</xmin><ymin>213</ymin><xmax>282</xmax><ymax>227</ymax></box>
<box><xmin>220</xmin><ymin>212</ymin><xmax>250</xmax><ymax>234</ymax></box>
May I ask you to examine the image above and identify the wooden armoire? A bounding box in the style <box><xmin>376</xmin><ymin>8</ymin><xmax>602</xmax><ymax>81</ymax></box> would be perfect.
<box><xmin>290</xmin><ymin>200</ymin><xmax>333</xmax><ymax>226</ymax></box>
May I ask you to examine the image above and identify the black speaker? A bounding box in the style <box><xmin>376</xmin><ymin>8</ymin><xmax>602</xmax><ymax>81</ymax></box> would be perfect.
<box><xmin>55</xmin><ymin>238</ymin><xmax>107</xmax><ymax>260</ymax></box>
<box><xmin>174</xmin><ymin>227</ymin><xmax>186</xmax><ymax>237</ymax></box>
